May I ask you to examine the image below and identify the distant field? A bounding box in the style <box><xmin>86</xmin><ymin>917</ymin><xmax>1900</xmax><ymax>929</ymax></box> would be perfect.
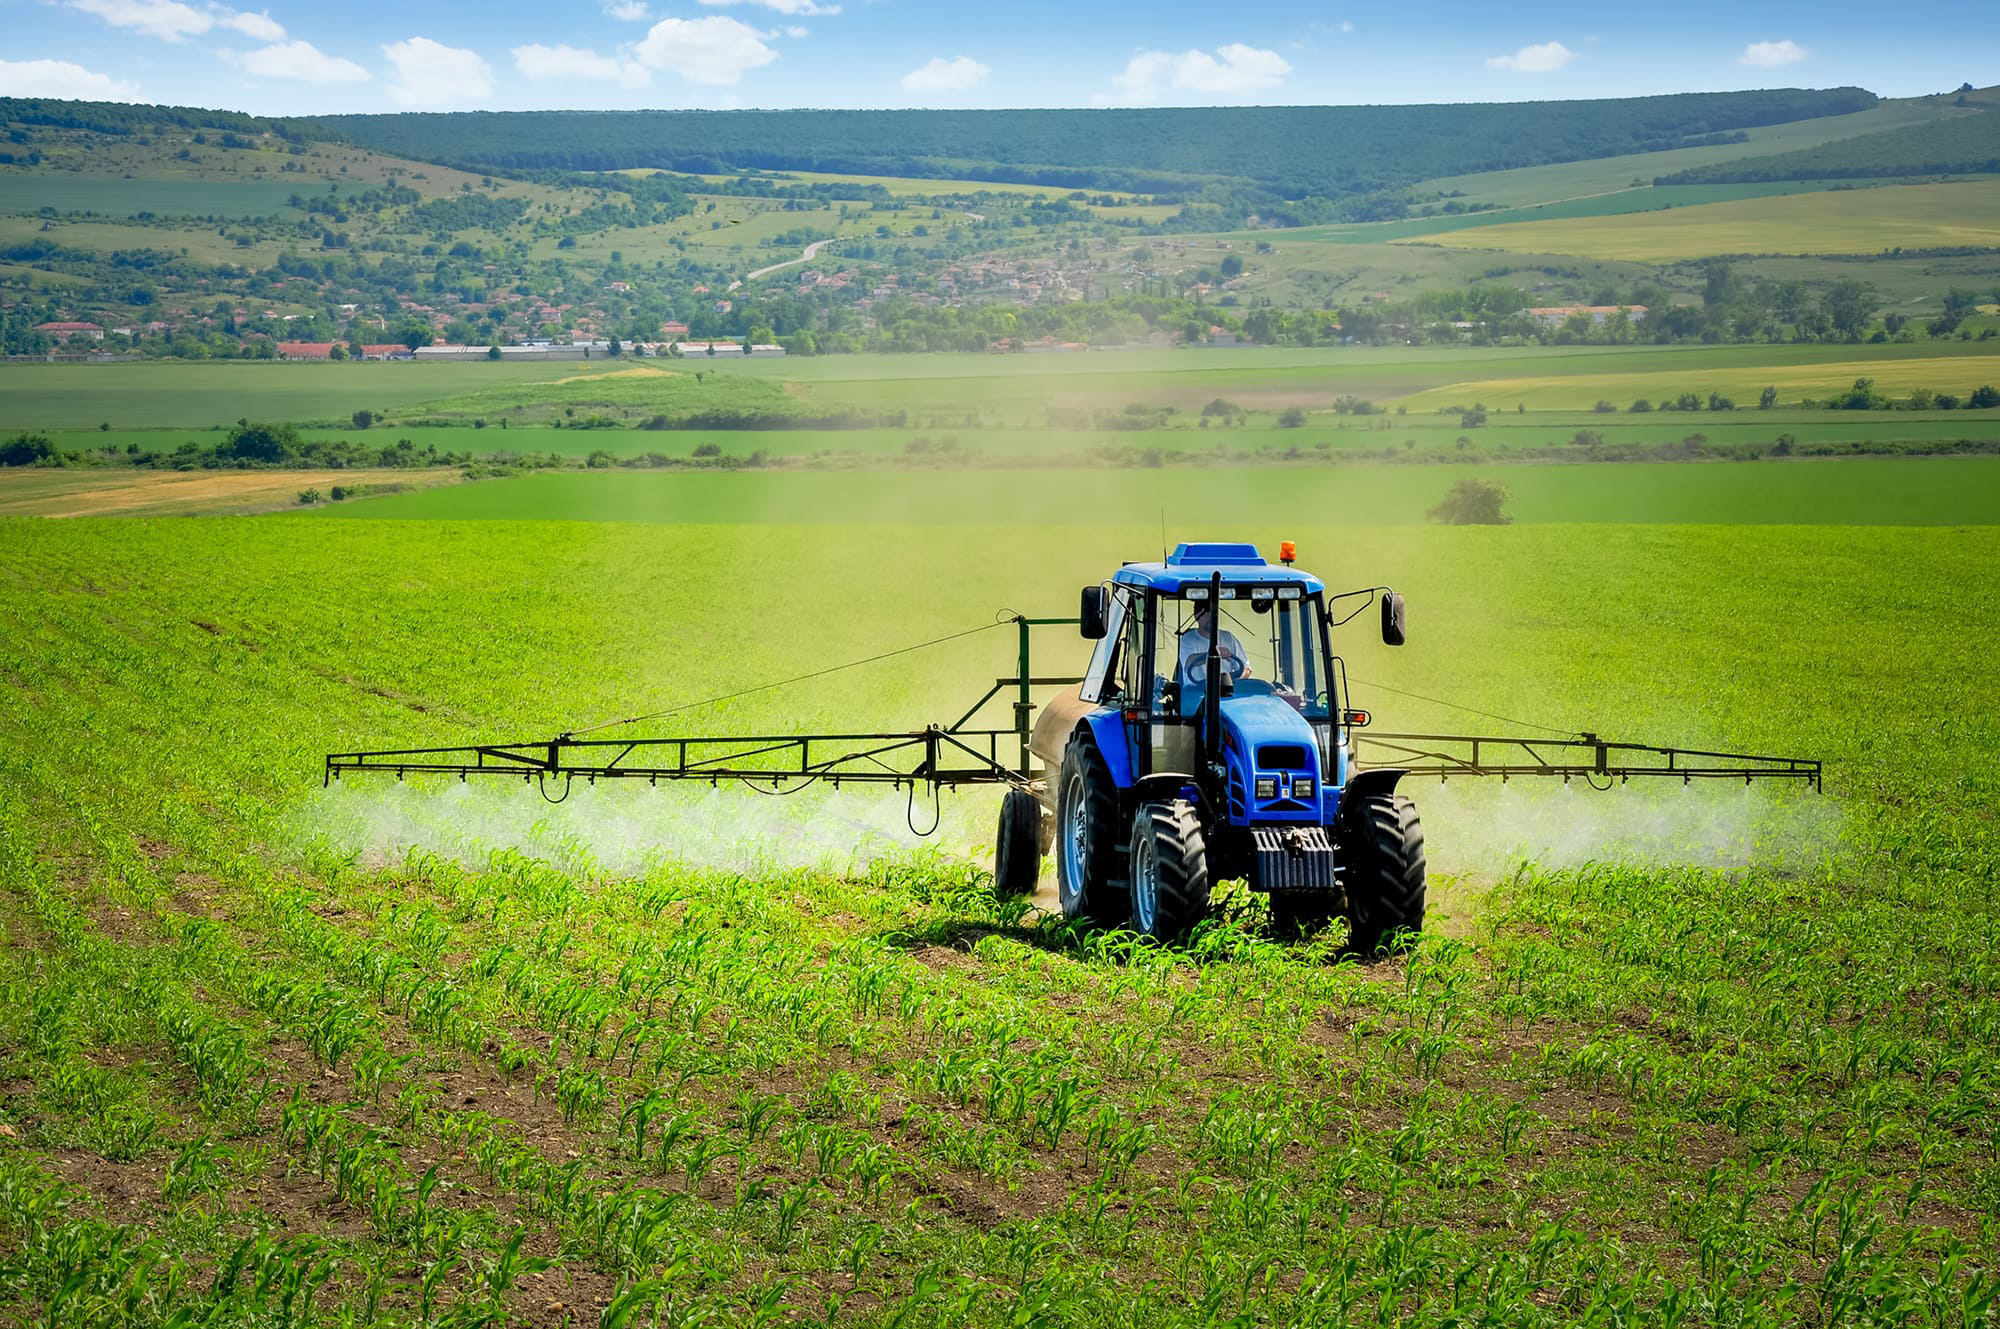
<box><xmin>0</xmin><ymin>467</ymin><xmax>455</xmax><ymax>517</ymax></box>
<box><xmin>1248</xmin><ymin>181</ymin><xmax>1853</xmax><ymax>248</ymax></box>
<box><xmin>308</xmin><ymin>457</ymin><xmax>2000</xmax><ymax>526</ymax></box>
<box><xmin>1401</xmin><ymin>353</ymin><xmax>2000</xmax><ymax>412</ymax></box>
<box><xmin>1412</xmin><ymin>97</ymin><xmax>1963</xmax><ymax>209</ymax></box>
<box><xmin>0</xmin><ymin>361</ymin><xmax>584</xmax><ymax>430</ymax></box>
<box><xmin>11</xmin><ymin>344</ymin><xmax>2000</xmax><ymax>432</ymax></box>
<box><xmin>0</xmin><ymin>174</ymin><xmax>367</xmax><ymax>219</ymax></box>
<box><xmin>1412</xmin><ymin>179</ymin><xmax>2000</xmax><ymax>260</ymax></box>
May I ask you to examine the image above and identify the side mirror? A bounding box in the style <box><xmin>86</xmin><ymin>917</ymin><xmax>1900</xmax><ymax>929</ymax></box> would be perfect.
<box><xmin>1079</xmin><ymin>586</ymin><xmax>1109</xmax><ymax>639</ymax></box>
<box><xmin>1381</xmin><ymin>591</ymin><xmax>1406</xmax><ymax>647</ymax></box>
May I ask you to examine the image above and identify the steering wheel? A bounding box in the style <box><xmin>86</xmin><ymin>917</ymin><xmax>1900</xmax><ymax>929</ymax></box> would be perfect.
<box><xmin>1185</xmin><ymin>650</ymin><xmax>1247</xmax><ymax>686</ymax></box>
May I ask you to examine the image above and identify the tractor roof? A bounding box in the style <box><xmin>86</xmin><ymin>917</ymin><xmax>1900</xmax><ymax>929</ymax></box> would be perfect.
<box><xmin>1112</xmin><ymin>542</ymin><xmax>1326</xmax><ymax>595</ymax></box>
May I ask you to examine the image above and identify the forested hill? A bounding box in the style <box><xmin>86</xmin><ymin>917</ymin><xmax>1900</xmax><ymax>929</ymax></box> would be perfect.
<box><xmin>324</xmin><ymin>88</ymin><xmax>1877</xmax><ymax>197</ymax></box>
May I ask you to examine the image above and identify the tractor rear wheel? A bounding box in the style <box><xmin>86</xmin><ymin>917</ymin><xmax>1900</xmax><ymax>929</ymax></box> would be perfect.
<box><xmin>1343</xmin><ymin>793</ymin><xmax>1426</xmax><ymax>955</ymax></box>
<box><xmin>1128</xmin><ymin>799</ymin><xmax>1210</xmax><ymax>942</ymax></box>
<box><xmin>1055</xmin><ymin>732</ymin><xmax>1125</xmax><ymax>926</ymax></box>
<box><xmin>993</xmin><ymin>787</ymin><xmax>1044</xmax><ymax>896</ymax></box>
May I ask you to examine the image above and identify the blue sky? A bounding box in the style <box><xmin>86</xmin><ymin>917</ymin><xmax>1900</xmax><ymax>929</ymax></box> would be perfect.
<box><xmin>0</xmin><ymin>0</ymin><xmax>1992</xmax><ymax>115</ymax></box>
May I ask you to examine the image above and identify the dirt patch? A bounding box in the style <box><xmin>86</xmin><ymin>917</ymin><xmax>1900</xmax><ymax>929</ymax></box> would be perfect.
<box><xmin>552</xmin><ymin>367</ymin><xmax>675</xmax><ymax>385</ymax></box>
<box><xmin>0</xmin><ymin>468</ymin><xmax>460</xmax><ymax>519</ymax></box>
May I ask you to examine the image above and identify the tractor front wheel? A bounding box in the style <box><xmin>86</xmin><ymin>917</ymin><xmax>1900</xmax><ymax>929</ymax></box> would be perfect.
<box><xmin>1055</xmin><ymin>732</ymin><xmax>1125</xmax><ymax>926</ymax></box>
<box><xmin>993</xmin><ymin>787</ymin><xmax>1044</xmax><ymax>896</ymax></box>
<box><xmin>1343</xmin><ymin>793</ymin><xmax>1426</xmax><ymax>955</ymax></box>
<box><xmin>1128</xmin><ymin>799</ymin><xmax>1210</xmax><ymax>942</ymax></box>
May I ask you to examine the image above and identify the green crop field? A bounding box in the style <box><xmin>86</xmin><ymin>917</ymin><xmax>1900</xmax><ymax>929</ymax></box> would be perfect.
<box><xmin>0</xmin><ymin>513</ymin><xmax>1995</xmax><ymax>1325</ymax></box>
<box><xmin>305</xmin><ymin>457</ymin><xmax>2000</xmax><ymax>526</ymax></box>
<box><xmin>1413</xmin><ymin>179</ymin><xmax>2000</xmax><ymax>260</ymax></box>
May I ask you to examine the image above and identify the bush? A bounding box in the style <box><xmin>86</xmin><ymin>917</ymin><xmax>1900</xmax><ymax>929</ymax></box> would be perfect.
<box><xmin>1970</xmin><ymin>385</ymin><xmax>2000</xmax><ymax>409</ymax></box>
<box><xmin>1708</xmin><ymin>393</ymin><xmax>1734</xmax><ymax>411</ymax></box>
<box><xmin>351</xmin><ymin>409</ymin><xmax>373</xmax><ymax>430</ymax></box>
<box><xmin>1759</xmin><ymin>386</ymin><xmax>1778</xmax><ymax>410</ymax></box>
<box><xmin>296</xmin><ymin>488</ymin><xmax>323</xmax><ymax>505</ymax></box>
<box><xmin>692</xmin><ymin>442</ymin><xmax>722</xmax><ymax>458</ymax></box>
<box><xmin>1594</xmin><ymin>400</ymin><xmax>1617</xmax><ymax>414</ymax></box>
<box><xmin>1425</xmin><ymin>477</ymin><xmax>1512</xmax><ymax>526</ymax></box>
<box><xmin>1277</xmin><ymin>407</ymin><xmax>1307</xmax><ymax>428</ymax></box>
<box><xmin>1200</xmin><ymin>398</ymin><xmax>1241</xmax><ymax>419</ymax></box>
<box><xmin>1629</xmin><ymin>399</ymin><xmax>1653</xmax><ymax>413</ymax></box>
<box><xmin>0</xmin><ymin>432</ymin><xmax>54</xmax><ymax>467</ymax></box>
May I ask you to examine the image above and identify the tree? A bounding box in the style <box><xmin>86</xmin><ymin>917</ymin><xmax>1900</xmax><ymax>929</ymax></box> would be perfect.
<box><xmin>1277</xmin><ymin>407</ymin><xmax>1307</xmax><ymax>428</ymax></box>
<box><xmin>351</xmin><ymin>409</ymin><xmax>373</xmax><ymax>430</ymax></box>
<box><xmin>1758</xmin><ymin>385</ymin><xmax>1778</xmax><ymax>410</ymax></box>
<box><xmin>487</xmin><ymin>345</ymin><xmax>502</xmax><ymax>361</ymax></box>
<box><xmin>1824</xmin><ymin>280</ymin><xmax>1875</xmax><ymax>341</ymax></box>
<box><xmin>1970</xmin><ymin>385</ymin><xmax>2000</xmax><ymax>409</ymax></box>
<box><xmin>1426</xmin><ymin>477</ymin><xmax>1512</xmax><ymax>526</ymax></box>
<box><xmin>1219</xmin><ymin>253</ymin><xmax>1244</xmax><ymax>278</ymax></box>
<box><xmin>0</xmin><ymin>432</ymin><xmax>54</xmax><ymax>467</ymax></box>
<box><xmin>400</xmin><ymin>324</ymin><xmax>434</xmax><ymax>351</ymax></box>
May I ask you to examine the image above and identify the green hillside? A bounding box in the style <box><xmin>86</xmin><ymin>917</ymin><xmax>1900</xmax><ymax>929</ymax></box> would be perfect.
<box><xmin>1658</xmin><ymin>92</ymin><xmax>2000</xmax><ymax>184</ymax></box>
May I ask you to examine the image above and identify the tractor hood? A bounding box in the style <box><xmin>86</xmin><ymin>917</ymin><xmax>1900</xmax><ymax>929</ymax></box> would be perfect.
<box><xmin>1219</xmin><ymin>693</ymin><xmax>1321</xmax><ymax>777</ymax></box>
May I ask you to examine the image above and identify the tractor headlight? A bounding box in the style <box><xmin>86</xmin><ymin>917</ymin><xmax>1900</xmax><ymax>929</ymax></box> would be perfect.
<box><xmin>1278</xmin><ymin>586</ymin><xmax>1302</xmax><ymax>600</ymax></box>
<box><xmin>1250</xmin><ymin>586</ymin><xmax>1275</xmax><ymax>603</ymax></box>
<box><xmin>1255</xmin><ymin>777</ymin><xmax>1278</xmax><ymax>800</ymax></box>
<box><xmin>1292</xmin><ymin>776</ymin><xmax>1315</xmax><ymax>799</ymax></box>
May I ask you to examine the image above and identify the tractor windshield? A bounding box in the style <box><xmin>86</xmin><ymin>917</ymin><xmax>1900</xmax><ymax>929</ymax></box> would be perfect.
<box><xmin>1150</xmin><ymin>592</ymin><xmax>1331</xmax><ymax>720</ymax></box>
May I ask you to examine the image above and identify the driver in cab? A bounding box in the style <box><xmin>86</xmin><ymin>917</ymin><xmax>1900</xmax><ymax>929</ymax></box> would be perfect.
<box><xmin>1178</xmin><ymin>605</ymin><xmax>1247</xmax><ymax>692</ymax></box>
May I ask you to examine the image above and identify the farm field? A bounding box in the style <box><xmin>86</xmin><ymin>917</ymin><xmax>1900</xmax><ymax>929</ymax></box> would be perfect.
<box><xmin>0</xmin><ymin>467</ymin><xmax>452</xmax><ymax>518</ymax></box>
<box><xmin>11</xmin><ymin>343</ymin><xmax>2000</xmax><ymax>434</ymax></box>
<box><xmin>0</xmin><ymin>515</ymin><xmax>1994</xmax><ymax>1324</ymax></box>
<box><xmin>1397</xmin><ymin>353</ymin><xmax>2000</xmax><ymax>412</ymax></box>
<box><xmin>305</xmin><ymin>458</ymin><xmax>2000</xmax><ymax>526</ymax></box>
<box><xmin>1411</xmin><ymin>179</ymin><xmax>2000</xmax><ymax>261</ymax></box>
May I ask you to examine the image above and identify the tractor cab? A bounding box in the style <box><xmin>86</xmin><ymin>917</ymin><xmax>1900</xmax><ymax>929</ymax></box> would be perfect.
<box><xmin>1053</xmin><ymin>542</ymin><xmax>1353</xmax><ymax>815</ymax></box>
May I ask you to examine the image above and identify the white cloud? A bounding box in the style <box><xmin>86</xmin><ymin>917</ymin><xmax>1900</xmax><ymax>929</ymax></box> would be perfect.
<box><xmin>901</xmin><ymin>55</ymin><xmax>989</xmax><ymax>95</ymax></box>
<box><xmin>631</xmin><ymin>16</ymin><xmax>777</xmax><ymax>86</ymax></box>
<box><xmin>381</xmin><ymin>36</ymin><xmax>493</xmax><ymax>106</ymax></box>
<box><xmin>227</xmin><ymin>40</ymin><xmax>368</xmax><ymax>84</ymax></box>
<box><xmin>1740</xmin><ymin>39</ymin><xmax>1807</xmax><ymax>68</ymax></box>
<box><xmin>697</xmin><ymin>0</ymin><xmax>839</xmax><ymax>15</ymax></box>
<box><xmin>513</xmin><ymin>43</ymin><xmax>648</xmax><ymax>87</ymax></box>
<box><xmin>604</xmin><ymin>0</ymin><xmax>650</xmax><ymax>19</ymax></box>
<box><xmin>66</xmin><ymin>0</ymin><xmax>212</xmax><ymax>42</ymax></box>
<box><xmin>0</xmin><ymin>57</ymin><xmax>141</xmax><ymax>100</ymax></box>
<box><xmin>64</xmin><ymin>0</ymin><xmax>285</xmax><ymax>43</ymax></box>
<box><xmin>1485</xmin><ymin>41</ymin><xmax>1578</xmax><ymax>73</ymax></box>
<box><xmin>1339</xmin><ymin>20</ymin><xmax>1355</xmax><ymax>33</ymax></box>
<box><xmin>1098</xmin><ymin>43</ymin><xmax>1290</xmax><ymax>105</ymax></box>
<box><xmin>784</xmin><ymin>24</ymin><xmax>808</xmax><ymax>38</ymax></box>
<box><xmin>218</xmin><ymin>8</ymin><xmax>284</xmax><ymax>41</ymax></box>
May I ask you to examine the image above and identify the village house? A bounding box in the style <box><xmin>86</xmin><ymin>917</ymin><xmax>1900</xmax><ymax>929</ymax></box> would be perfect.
<box><xmin>34</xmin><ymin>321</ymin><xmax>104</xmax><ymax>342</ymax></box>
<box><xmin>1523</xmin><ymin>305</ymin><xmax>1648</xmax><ymax>327</ymax></box>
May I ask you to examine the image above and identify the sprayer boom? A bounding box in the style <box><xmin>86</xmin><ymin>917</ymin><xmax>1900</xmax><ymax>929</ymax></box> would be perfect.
<box><xmin>1353</xmin><ymin>731</ymin><xmax>1820</xmax><ymax>791</ymax></box>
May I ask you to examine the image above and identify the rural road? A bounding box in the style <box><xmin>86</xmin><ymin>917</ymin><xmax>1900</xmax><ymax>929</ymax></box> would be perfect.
<box><xmin>746</xmin><ymin>238</ymin><xmax>832</xmax><ymax>282</ymax></box>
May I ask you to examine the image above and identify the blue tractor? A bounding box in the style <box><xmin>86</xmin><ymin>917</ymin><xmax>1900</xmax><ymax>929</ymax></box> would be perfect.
<box><xmin>1003</xmin><ymin>541</ymin><xmax>1422</xmax><ymax>947</ymax></box>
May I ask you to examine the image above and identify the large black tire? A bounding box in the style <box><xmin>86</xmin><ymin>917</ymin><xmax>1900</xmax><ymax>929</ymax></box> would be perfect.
<box><xmin>1343</xmin><ymin>793</ymin><xmax>1426</xmax><ymax>955</ymax></box>
<box><xmin>993</xmin><ymin>787</ymin><xmax>1044</xmax><ymax>896</ymax></box>
<box><xmin>1128</xmin><ymin>799</ymin><xmax>1210</xmax><ymax>942</ymax></box>
<box><xmin>1055</xmin><ymin>732</ymin><xmax>1126</xmax><ymax>926</ymax></box>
